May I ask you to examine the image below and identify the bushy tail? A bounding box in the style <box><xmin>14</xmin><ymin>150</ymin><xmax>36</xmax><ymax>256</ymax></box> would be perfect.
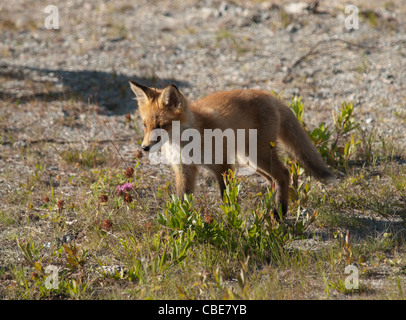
<box><xmin>278</xmin><ymin>105</ymin><xmax>336</xmax><ymax>184</ymax></box>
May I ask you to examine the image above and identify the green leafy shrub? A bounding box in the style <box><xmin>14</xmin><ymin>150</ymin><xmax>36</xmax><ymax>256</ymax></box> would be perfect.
<box><xmin>289</xmin><ymin>98</ymin><xmax>360</xmax><ymax>168</ymax></box>
<box><xmin>157</xmin><ymin>170</ymin><xmax>317</xmax><ymax>263</ymax></box>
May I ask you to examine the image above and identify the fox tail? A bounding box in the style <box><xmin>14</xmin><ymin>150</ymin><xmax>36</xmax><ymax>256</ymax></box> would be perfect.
<box><xmin>278</xmin><ymin>105</ymin><xmax>337</xmax><ymax>184</ymax></box>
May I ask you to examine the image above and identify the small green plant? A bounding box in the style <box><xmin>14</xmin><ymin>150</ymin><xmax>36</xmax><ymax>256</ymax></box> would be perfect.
<box><xmin>157</xmin><ymin>193</ymin><xmax>223</xmax><ymax>248</ymax></box>
<box><xmin>16</xmin><ymin>237</ymin><xmax>91</xmax><ymax>298</ymax></box>
<box><xmin>17</xmin><ymin>239</ymin><xmax>45</xmax><ymax>276</ymax></box>
<box><xmin>290</xmin><ymin>98</ymin><xmax>361</xmax><ymax>168</ymax></box>
<box><xmin>63</xmin><ymin>244</ymin><xmax>88</xmax><ymax>276</ymax></box>
<box><xmin>289</xmin><ymin>96</ymin><xmax>304</xmax><ymax>125</ymax></box>
<box><xmin>157</xmin><ymin>170</ymin><xmax>313</xmax><ymax>264</ymax></box>
<box><xmin>328</xmin><ymin>277</ymin><xmax>356</xmax><ymax>295</ymax></box>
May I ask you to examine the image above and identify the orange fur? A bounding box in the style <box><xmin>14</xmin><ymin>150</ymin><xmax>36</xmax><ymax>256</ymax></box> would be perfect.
<box><xmin>130</xmin><ymin>81</ymin><xmax>335</xmax><ymax>217</ymax></box>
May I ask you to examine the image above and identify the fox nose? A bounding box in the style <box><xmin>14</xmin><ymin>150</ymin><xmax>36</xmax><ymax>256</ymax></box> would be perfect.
<box><xmin>141</xmin><ymin>145</ymin><xmax>150</xmax><ymax>152</ymax></box>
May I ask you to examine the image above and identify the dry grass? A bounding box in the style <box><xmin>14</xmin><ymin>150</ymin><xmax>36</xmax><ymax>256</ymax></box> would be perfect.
<box><xmin>0</xmin><ymin>0</ymin><xmax>405</xmax><ymax>301</ymax></box>
<box><xmin>0</xmin><ymin>92</ymin><xmax>405</xmax><ymax>300</ymax></box>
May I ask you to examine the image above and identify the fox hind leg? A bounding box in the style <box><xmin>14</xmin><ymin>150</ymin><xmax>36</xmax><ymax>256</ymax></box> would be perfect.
<box><xmin>256</xmin><ymin>147</ymin><xmax>290</xmax><ymax>218</ymax></box>
<box><xmin>208</xmin><ymin>164</ymin><xmax>233</xmax><ymax>198</ymax></box>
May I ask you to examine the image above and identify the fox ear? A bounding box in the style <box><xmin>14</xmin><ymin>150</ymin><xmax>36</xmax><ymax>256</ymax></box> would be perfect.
<box><xmin>129</xmin><ymin>81</ymin><xmax>153</xmax><ymax>105</ymax></box>
<box><xmin>160</xmin><ymin>84</ymin><xmax>181</xmax><ymax>109</ymax></box>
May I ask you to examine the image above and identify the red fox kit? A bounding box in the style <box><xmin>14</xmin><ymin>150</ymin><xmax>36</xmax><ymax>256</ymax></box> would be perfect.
<box><xmin>130</xmin><ymin>81</ymin><xmax>335</xmax><ymax>217</ymax></box>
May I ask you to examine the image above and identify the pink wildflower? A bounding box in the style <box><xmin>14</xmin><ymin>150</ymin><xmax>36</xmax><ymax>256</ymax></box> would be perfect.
<box><xmin>122</xmin><ymin>182</ymin><xmax>133</xmax><ymax>192</ymax></box>
<box><xmin>116</xmin><ymin>183</ymin><xmax>133</xmax><ymax>195</ymax></box>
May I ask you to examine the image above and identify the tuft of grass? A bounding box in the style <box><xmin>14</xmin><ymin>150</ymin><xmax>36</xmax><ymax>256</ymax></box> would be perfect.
<box><xmin>60</xmin><ymin>146</ymin><xmax>107</xmax><ymax>168</ymax></box>
<box><xmin>215</xmin><ymin>28</ymin><xmax>248</xmax><ymax>54</ymax></box>
<box><xmin>0</xmin><ymin>211</ymin><xmax>15</xmax><ymax>227</ymax></box>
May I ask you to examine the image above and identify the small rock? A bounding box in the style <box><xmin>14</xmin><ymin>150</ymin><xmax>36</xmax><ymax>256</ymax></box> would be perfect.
<box><xmin>284</xmin><ymin>2</ymin><xmax>308</xmax><ymax>15</ymax></box>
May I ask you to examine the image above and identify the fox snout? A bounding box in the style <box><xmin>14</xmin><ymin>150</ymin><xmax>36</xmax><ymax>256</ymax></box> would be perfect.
<box><xmin>141</xmin><ymin>145</ymin><xmax>150</xmax><ymax>152</ymax></box>
<box><xmin>141</xmin><ymin>135</ymin><xmax>162</xmax><ymax>152</ymax></box>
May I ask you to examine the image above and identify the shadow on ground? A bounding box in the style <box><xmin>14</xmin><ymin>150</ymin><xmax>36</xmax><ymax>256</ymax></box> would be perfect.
<box><xmin>299</xmin><ymin>213</ymin><xmax>406</xmax><ymax>245</ymax></box>
<box><xmin>0</xmin><ymin>63</ymin><xmax>190</xmax><ymax>115</ymax></box>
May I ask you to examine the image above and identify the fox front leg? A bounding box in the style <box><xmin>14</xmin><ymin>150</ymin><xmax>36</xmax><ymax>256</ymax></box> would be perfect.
<box><xmin>172</xmin><ymin>164</ymin><xmax>199</xmax><ymax>198</ymax></box>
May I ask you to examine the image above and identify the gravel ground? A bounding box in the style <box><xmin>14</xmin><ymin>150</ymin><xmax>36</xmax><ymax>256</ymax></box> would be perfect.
<box><xmin>1</xmin><ymin>0</ymin><xmax>405</xmax><ymax>189</ymax></box>
<box><xmin>1</xmin><ymin>0</ymin><xmax>405</xmax><ymax>230</ymax></box>
<box><xmin>0</xmin><ymin>0</ymin><xmax>405</xmax><ymax>299</ymax></box>
<box><xmin>1</xmin><ymin>0</ymin><xmax>405</xmax><ymax>125</ymax></box>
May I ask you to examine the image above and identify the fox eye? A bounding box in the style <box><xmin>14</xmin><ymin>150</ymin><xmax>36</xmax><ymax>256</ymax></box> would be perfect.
<box><xmin>158</xmin><ymin>124</ymin><xmax>167</xmax><ymax>130</ymax></box>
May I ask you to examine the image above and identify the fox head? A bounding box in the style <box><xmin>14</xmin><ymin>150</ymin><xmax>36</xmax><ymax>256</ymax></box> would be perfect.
<box><xmin>129</xmin><ymin>81</ymin><xmax>190</xmax><ymax>152</ymax></box>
